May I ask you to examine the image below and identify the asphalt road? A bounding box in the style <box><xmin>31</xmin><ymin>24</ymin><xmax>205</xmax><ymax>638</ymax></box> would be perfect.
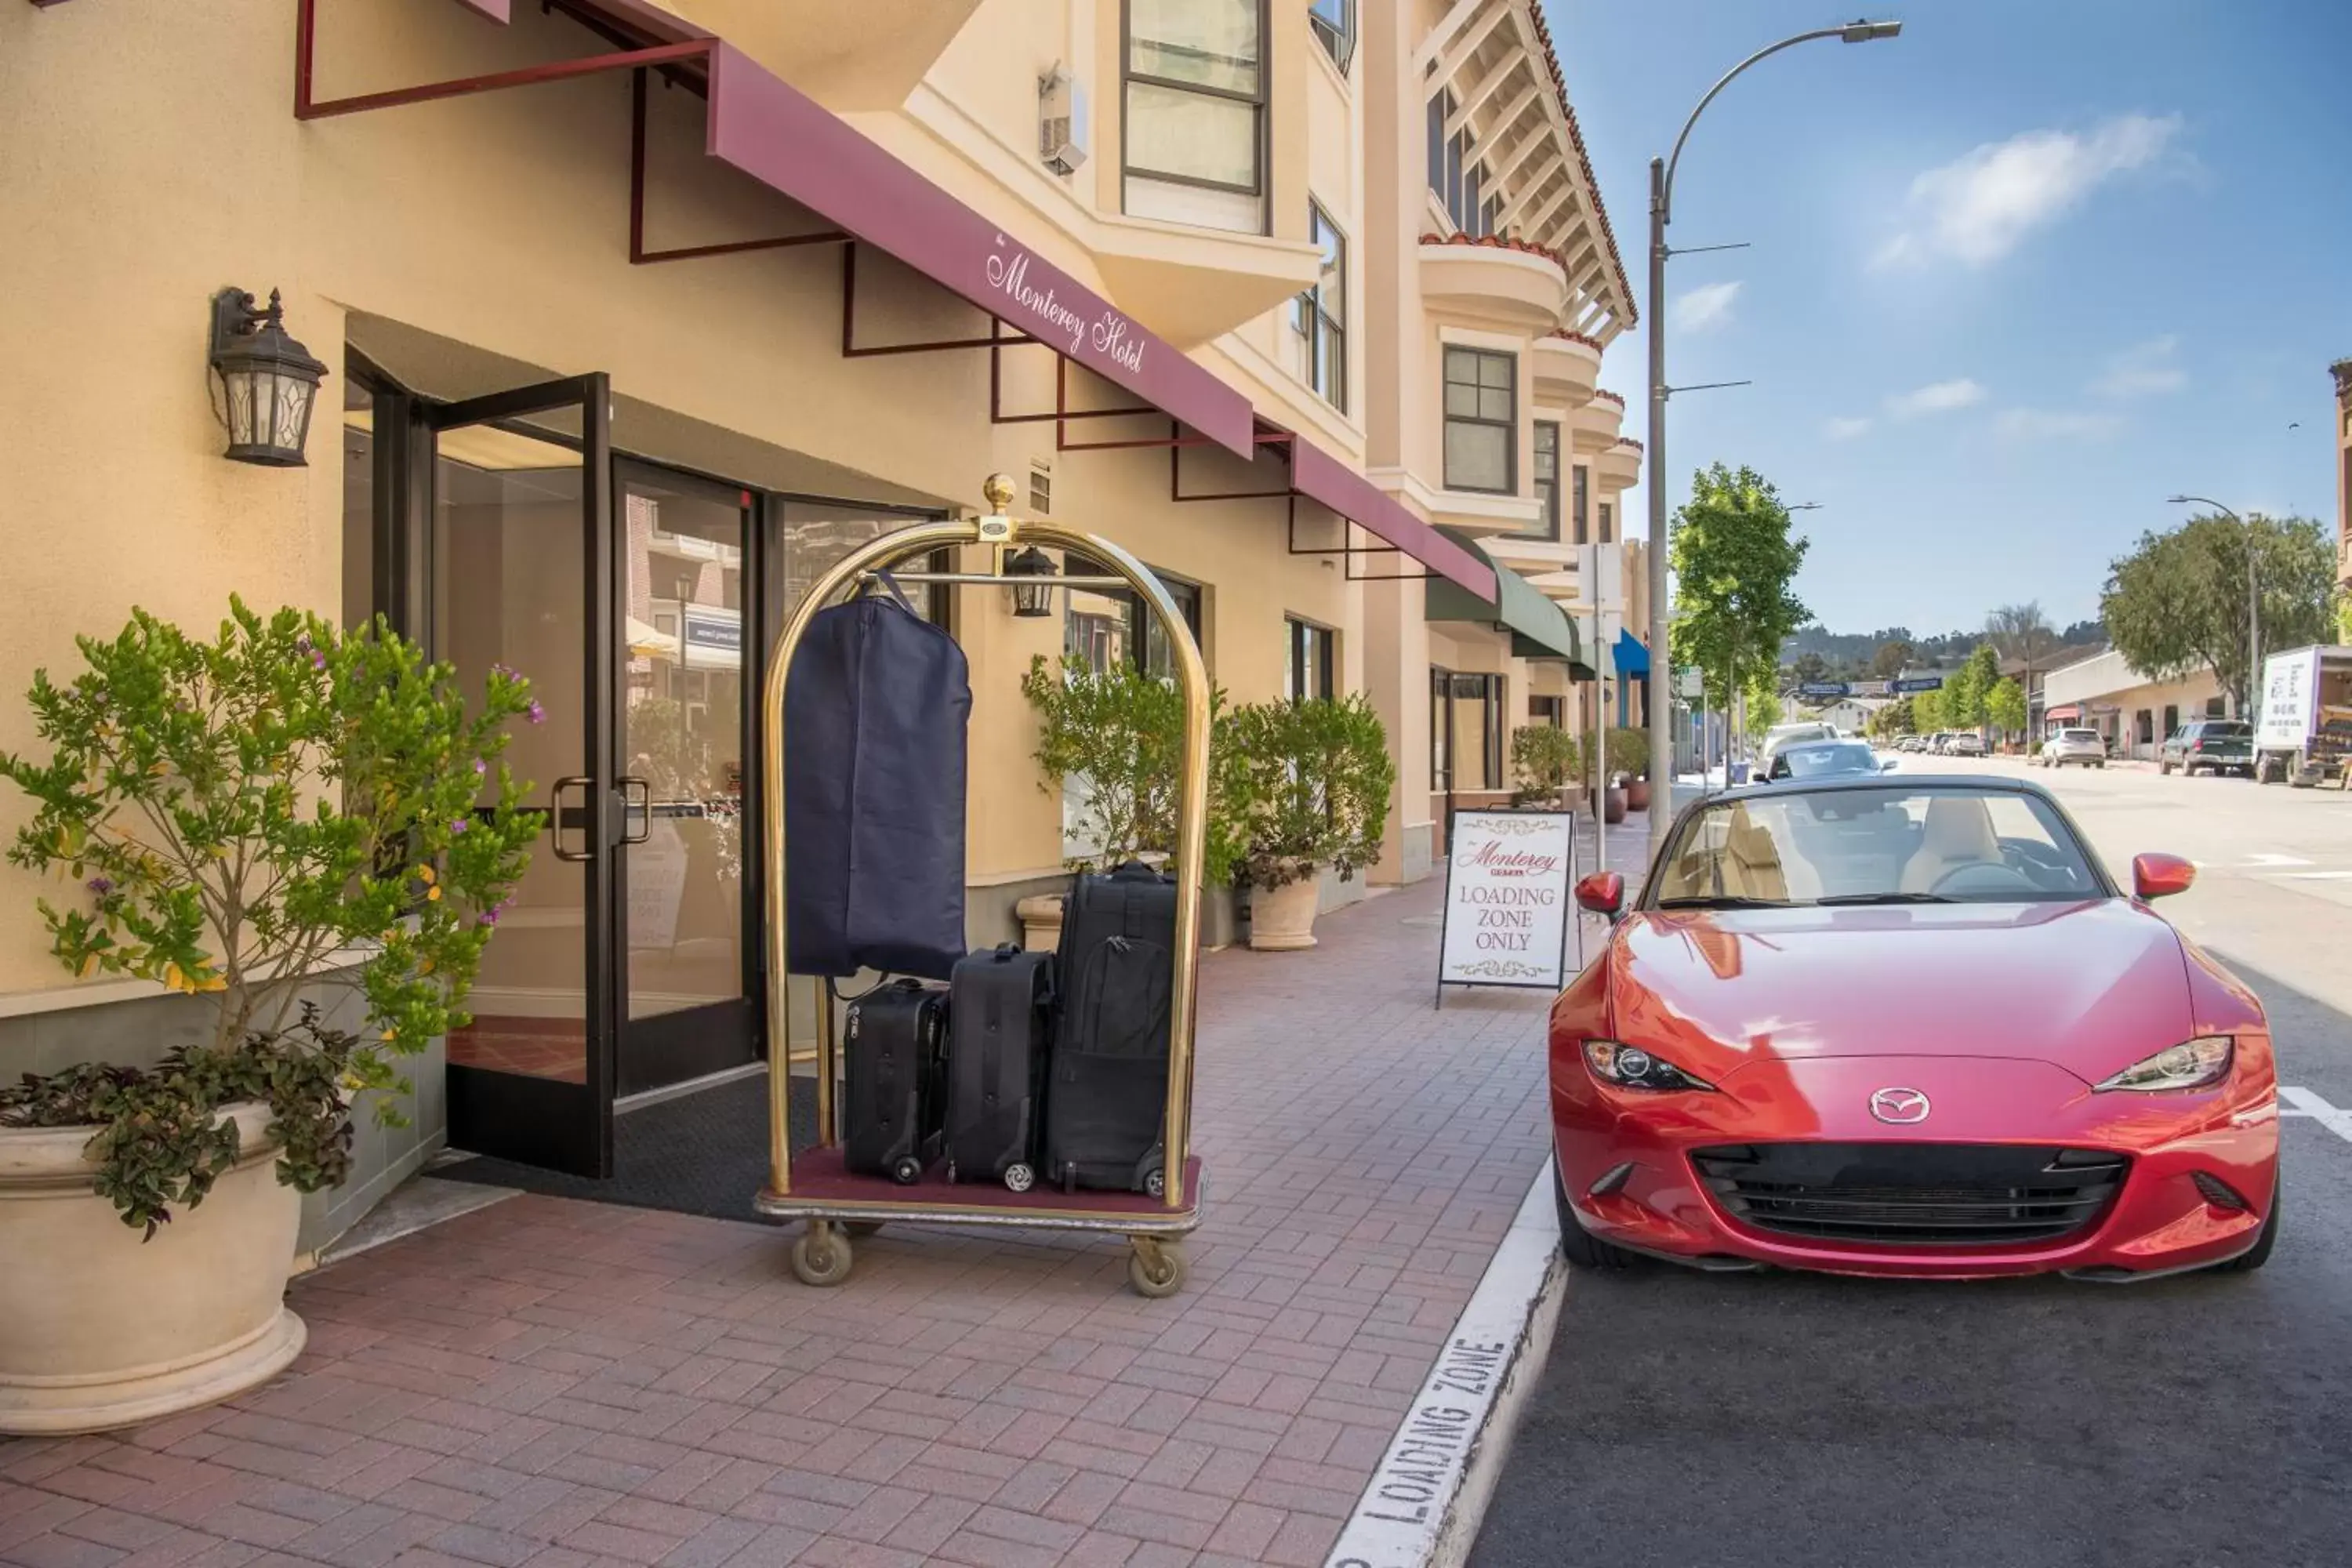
<box><xmin>1470</xmin><ymin>757</ymin><xmax>2352</xmax><ymax>1568</ymax></box>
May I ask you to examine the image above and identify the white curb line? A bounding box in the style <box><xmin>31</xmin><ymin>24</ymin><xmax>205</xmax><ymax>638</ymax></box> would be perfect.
<box><xmin>1324</xmin><ymin>1157</ymin><xmax>1566</xmax><ymax>1568</ymax></box>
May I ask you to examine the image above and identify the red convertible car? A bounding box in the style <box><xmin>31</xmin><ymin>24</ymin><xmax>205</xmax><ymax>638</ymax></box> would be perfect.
<box><xmin>1552</xmin><ymin>775</ymin><xmax>2279</xmax><ymax>1280</ymax></box>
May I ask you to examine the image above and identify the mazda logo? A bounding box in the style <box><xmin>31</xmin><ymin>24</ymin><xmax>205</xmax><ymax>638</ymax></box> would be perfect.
<box><xmin>1869</xmin><ymin>1087</ymin><xmax>1932</xmax><ymax>1125</ymax></box>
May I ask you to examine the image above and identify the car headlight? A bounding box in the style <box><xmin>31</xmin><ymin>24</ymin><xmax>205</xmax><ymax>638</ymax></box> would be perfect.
<box><xmin>2095</xmin><ymin>1036</ymin><xmax>2234</xmax><ymax>1092</ymax></box>
<box><xmin>1583</xmin><ymin>1040</ymin><xmax>1715</xmax><ymax>1092</ymax></box>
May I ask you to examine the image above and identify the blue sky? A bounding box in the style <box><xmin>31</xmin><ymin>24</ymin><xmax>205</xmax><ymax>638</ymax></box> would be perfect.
<box><xmin>1552</xmin><ymin>0</ymin><xmax>2352</xmax><ymax>637</ymax></box>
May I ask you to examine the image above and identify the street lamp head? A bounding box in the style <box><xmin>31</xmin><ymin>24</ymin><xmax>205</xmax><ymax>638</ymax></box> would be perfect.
<box><xmin>2165</xmin><ymin>495</ymin><xmax>2192</xmax><ymax>505</ymax></box>
<box><xmin>1840</xmin><ymin>19</ymin><xmax>1903</xmax><ymax>42</ymax></box>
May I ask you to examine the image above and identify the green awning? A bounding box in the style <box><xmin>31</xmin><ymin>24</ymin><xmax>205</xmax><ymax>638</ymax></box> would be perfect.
<box><xmin>1424</xmin><ymin>527</ymin><xmax>1584</xmax><ymax>668</ymax></box>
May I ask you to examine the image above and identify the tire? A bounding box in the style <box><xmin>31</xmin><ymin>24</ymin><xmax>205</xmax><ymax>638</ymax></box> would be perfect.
<box><xmin>1127</xmin><ymin>1242</ymin><xmax>1186</xmax><ymax>1298</ymax></box>
<box><xmin>790</xmin><ymin>1226</ymin><xmax>854</xmax><ymax>1287</ymax></box>
<box><xmin>1554</xmin><ymin>1163</ymin><xmax>1645</xmax><ymax>1272</ymax></box>
<box><xmin>2158</xmin><ymin>758</ymin><xmax>2172</xmax><ymax>775</ymax></box>
<box><xmin>2212</xmin><ymin>1171</ymin><xmax>2280</xmax><ymax>1274</ymax></box>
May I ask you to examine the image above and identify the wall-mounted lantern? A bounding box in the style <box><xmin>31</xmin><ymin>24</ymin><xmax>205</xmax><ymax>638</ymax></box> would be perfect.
<box><xmin>208</xmin><ymin>288</ymin><xmax>327</xmax><ymax>466</ymax></box>
<box><xmin>1004</xmin><ymin>545</ymin><xmax>1059</xmax><ymax>618</ymax></box>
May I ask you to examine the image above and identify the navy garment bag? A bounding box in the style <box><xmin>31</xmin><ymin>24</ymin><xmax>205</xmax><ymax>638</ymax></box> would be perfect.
<box><xmin>784</xmin><ymin>573</ymin><xmax>971</xmax><ymax>981</ymax></box>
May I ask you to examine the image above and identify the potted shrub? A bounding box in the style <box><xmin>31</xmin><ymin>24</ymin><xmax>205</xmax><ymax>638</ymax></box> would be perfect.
<box><xmin>1509</xmin><ymin>724</ymin><xmax>1581</xmax><ymax>810</ymax></box>
<box><xmin>0</xmin><ymin>601</ymin><xmax>538</xmax><ymax>1434</ymax></box>
<box><xmin>1609</xmin><ymin>727</ymin><xmax>1651</xmax><ymax>812</ymax></box>
<box><xmin>1018</xmin><ymin>657</ymin><xmax>1239</xmax><ymax>949</ymax></box>
<box><xmin>1220</xmin><ymin>694</ymin><xmax>1395</xmax><ymax>951</ymax></box>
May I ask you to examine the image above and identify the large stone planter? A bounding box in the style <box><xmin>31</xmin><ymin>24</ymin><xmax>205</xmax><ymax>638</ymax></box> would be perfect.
<box><xmin>1602</xmin><ymin>786</ymin><xmax>1628</xmax><ymax>825</ymax></box>
<box><xmin>0</xmin><ymin>1102</ymin><xmax>306</xmax><ymax>1435</ymax></box>
<box><xmin>1247</xmin><ymin>874</ymin><xmax>1321</xmax><ymax>951</ymax></box>
<box><xmin>1625</xmin><ymin>778</ymin><xmax>1651</xmax><ymax>812</ymax></box>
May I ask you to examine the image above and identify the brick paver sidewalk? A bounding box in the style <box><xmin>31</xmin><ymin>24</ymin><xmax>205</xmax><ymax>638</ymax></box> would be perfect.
<box><xmin>0</xmin><ymin>855</ymin><xmax>1602</xmax><ymax>1568</ymax></box>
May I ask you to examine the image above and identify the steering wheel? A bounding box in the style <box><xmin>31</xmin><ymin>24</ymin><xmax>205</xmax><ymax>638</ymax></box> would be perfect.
<box><xmin>1928</xmin><ymin>861</ymin><xmax>2038</xmax><ymax>897</ymax></box>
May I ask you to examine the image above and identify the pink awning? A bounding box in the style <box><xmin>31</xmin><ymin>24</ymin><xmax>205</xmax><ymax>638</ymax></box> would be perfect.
<box><xmin>1287</xmin><ymin>438</ymin><xmax>1495</xmax><ymax>598</ymax></box>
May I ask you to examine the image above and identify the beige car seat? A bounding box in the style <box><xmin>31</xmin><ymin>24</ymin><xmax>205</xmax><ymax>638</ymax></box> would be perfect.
<box><xmin>1900</xmin><ymin>795</ymin><xmax>2001</xmax><ymax>892</ymax></box>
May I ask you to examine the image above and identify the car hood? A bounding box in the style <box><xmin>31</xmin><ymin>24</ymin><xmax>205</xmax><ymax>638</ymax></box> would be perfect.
<box><xmin>1608</xmin><ymin>898</ymin><xmax>2193</xmax><ymax>1086</ymax></box>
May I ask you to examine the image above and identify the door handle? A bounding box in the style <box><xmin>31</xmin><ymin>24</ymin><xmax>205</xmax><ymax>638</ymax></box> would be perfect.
<box><xmin>550</xmin><ymin>776</ymin><xmax>594</xmax><ymax>862</ymax></box>
<box><xmin>619</xmin><ymin>776</ymin><xmax>652</xmax><ymax>845</ymax></box>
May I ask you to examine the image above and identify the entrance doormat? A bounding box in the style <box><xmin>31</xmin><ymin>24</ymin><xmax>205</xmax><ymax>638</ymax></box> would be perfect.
<box><xmin>435</xmin><ymin>1072</ymin><xmax>819</xmax><ymax>1225</ymax></box>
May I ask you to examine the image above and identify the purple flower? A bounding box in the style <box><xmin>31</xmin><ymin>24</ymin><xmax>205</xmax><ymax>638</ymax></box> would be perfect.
<box><xmin>477</xmin><ymin>898</ymin><xmax>511</xmax><ymax>928</ymax></box>
<box><xmin>87</xmin><ymin>877</ymin><xmax>114</xmax><ymax>896</ymax></box>
<box><xmin>450</xmin><ymin>818</ymin><xmax>470</xmax><ymax>836</ymax></box>
<box><xmin>525</xmin><ymin>700</ymin><xmax>546</xmax><ymax>725</ymax></box>
<box><xmin>471</xmin><ymin>758</ymin><xmax>488</xmax><ymax>777</ymax></box>
<box><xmin>309</xmin><ymin>649</ymin><xmax>327</xmax><ymax>671</ymax></box>
<box><xmin>296</xmin><ymin>633</ymin><xmax>312</xmax><ymax>653</ymax></box>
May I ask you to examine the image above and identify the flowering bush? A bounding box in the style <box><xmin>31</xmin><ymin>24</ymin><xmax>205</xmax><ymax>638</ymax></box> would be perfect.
<box><xmin>0</xmin><ymin>601</ymin><xmax>540</xmax><ymax>1232</ymax></box>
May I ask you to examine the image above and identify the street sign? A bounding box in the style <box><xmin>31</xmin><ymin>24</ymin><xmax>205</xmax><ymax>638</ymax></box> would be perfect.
<box><xmin>1798</xmin><ymin>681</ymin><xmax>1849</xmax><ymax>698</ymax></box>
<box><xmin>1893</xmin><ymin>676</ymin><xmax>1944</xmax><ymax>693</ymax></box>
<box><xmin>1677</xmin><ymin>667</ymin><xmax>1703</xmax><ymax>699</ymax></box>
<box><xmin>1849</xmin><ymin>680</ymin><xmax>1892</xmax><ymax>698</ymax></box>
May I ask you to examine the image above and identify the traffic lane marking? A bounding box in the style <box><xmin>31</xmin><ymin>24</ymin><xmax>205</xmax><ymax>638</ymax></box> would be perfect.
<box><xmin>2280</xmin><ymin>1087</ymin><xmax>2352</xmax><ymax>1143</ymax></box>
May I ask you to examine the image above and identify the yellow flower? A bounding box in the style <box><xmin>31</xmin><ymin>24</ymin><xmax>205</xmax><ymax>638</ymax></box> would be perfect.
<box><xmin>416</xmin><ymin>864</ymin><xmax>437</xmax><ymax>884</ymax></box>
<box><xmin>426</xmin><ymin>886</ymin><xmax>442</xmax><ymax>902</ymax></box>
<box><xmin>381</xmin><ymin>1028</ymin><xmax>397</xmax><ymax>1041</ymax></box>
<box><xmin>162</xmin><ymin>963</ymin><xmax>184</xmax><ymax>992</ymax></box>
<box><xmin>79</xmin><ymin>953</ymin><xmax>100</xmax><ymax>979</ymax></box>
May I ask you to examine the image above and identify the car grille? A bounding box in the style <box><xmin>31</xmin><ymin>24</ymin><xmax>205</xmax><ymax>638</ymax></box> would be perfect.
<box><xmin>1690</xmin><ymin>1144</ymin><xmax>2129</xmax><ymax>1248</ymax></box>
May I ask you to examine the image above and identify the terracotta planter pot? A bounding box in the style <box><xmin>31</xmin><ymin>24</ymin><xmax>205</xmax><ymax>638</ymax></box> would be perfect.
<box><xmin>0</xmin><ymin>1102</ymin><xmax>305</xmax><ymax>1435</ymax></box>
<box><xmin>1247</xmin><ymin>873</ymin><xmax>1321</xmax><ymax>951</ymax></box>
<box><xmin>1625</xmin><ymin>778</ymin><xmax>1651</xmax><ymax>811</ymax></box>
<box><xmin>1603</xmin><ymin>787</ymin><xmax>1628</xmax><ymax>825</ymax></box>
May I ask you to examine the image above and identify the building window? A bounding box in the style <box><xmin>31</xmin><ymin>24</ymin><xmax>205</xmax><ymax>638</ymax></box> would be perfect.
<box><xmin>1124</xmin><ymin>0</ymin><xmax>1267</xmax><ymax>234</ymax></box>
<box><xmin>1530</xmin><ymin>694</ymin><xmax>1564</xmax><ymax>727</ymax></box>
<box><xmin>1287</xmin><ymin>616</ymin><xmax>1334</xmax><ymax>701</ymax></box>
<box><xmin>1598</xmin><ymin>499</ymin><xmax>1613</xmax><ymax>545</ymax></box>
<box><xmin>1432</xmin><ymin>670</ymin><xmax>1504</xmax><ymax>792</ymax></box>
<box><xmin>1309</xmin><ymin>0</ymin><xmax>1355</xmax><ymax>72</ymax></box>
<box><xmin>1525</xmin><ymin>422</ymin><xmax>1561</xmax><ymax>540</ymax></box>
<box><xmin>1065</xmin><ymin>553</ymin><xmax>1203</xmax><ymax>678</ymax></box>
<box><xmin>1425</xmin><ymin>92</ymin><xmax>1494</xmax><ymax>237</ymax></box>
<box><xmin>1430</xmin><ymin>666</ymin><xmax>1452</xmax><ymax>793</ymax></box>
<box><xmin>1296</xmin><ymin>203</ymin><xmax>1348</xmax><ymax>410</ymax></box>
<box><xmin>1572</xmin><ymin>465</ymin><xmax>1590</xmax><ymax>545</ymax></box>
<box><xmin>1443</xmin><ymin>347</ymin><xmax>1515</xmax><ymax>493</ymax></box>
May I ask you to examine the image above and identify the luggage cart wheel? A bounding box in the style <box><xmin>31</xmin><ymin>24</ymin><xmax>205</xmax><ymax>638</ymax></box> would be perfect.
<box><xmin>1127</xmin><ymin>1237</ymin><xmax>1186</xmax><ymax>1298</ymax></box>
<box><xmin>791</xmin><ymin>1222</ymin><xmax>854</xmax><ymax>1287</ymax></box>
<box><xmin>1004</xmin><ymin>1163</ymin><xmax>1035</xmax><ymax>1193</ymax></box>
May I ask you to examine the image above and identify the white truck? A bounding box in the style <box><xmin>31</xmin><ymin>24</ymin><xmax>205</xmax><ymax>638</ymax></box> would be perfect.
<box><xmin>2253</xmin><ymin>644</ymin><xmax>2352</xmax><ymax>785</ymax></box>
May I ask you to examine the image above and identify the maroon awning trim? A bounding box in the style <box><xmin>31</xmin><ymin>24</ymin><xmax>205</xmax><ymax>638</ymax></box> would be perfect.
<box><xmin>703</xmin><ymin>44</ymin><xmax>1256</xmax><ymax>460</ymax></box>
<box><xmin>1287</xmin><ymin>437</ymin><xmax>1495</xmax><ymax>598</ymax></box>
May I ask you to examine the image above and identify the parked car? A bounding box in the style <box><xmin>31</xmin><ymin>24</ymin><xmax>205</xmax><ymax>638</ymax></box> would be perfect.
<box><xmin>1758</xmin><ymin>721</ymin><xmax>1838</xmax><ymax>775</ymax></box>
<box><xmin>1766</xmin><ymin>740</ymin><xmax>1893</xmax><ymax>781</ymax></box>
<box><xmin>2158</xmin><ymin>719</ymin><xmax>2254</xmax><ymax>778</ymax></box>
<box><xmin>2037</xmin><ymin>728</ymin><xmax>2107</xmax><ymax>768</ymax></box>
<box><xmin>1947</xmin><ymin>732</ymin><xmax>1987</xmax><ymax>757</ymax></box>
<box><xmin>1552</xmin><ymin>776</ymin><xmax>2278</xmax><ymax>1279</ymax></box>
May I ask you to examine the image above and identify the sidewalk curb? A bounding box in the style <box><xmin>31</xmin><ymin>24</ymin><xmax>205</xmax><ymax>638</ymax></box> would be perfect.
<box><xmin>1323</xmin><ymin>1158</ymin><xmax>1566</xmax><ymax>1568</ymax></box>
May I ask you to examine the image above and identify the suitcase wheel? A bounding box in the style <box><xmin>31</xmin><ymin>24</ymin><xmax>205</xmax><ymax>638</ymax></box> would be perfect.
<box><xmin>1143</xmin><ymin>1166</ymin><xmax>1166</xmax><ymax>1200</ymax></box>
<box><xmin>1004</xmin><ymin>1163</ymin><xmax>1036</xmax><ymax>1194</ymax></box>
<box><xmin>891</xmin><ymin>1156</ymin><xmax>924</xmax><ymax>1185</ymax></box>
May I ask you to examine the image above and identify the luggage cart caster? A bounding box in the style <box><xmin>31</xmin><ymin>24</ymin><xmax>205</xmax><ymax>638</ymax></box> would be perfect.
<box><xmin>1004</xmin><ymin>1163</ymin><xmax>1035</xmax><ymax>1193</ymax></box>
<box><xmin>791</xmin><ymin>1221</ymin><xmax>855</xmax><ymax>1287</ymax></box>
<box><xmin>1127</xmin><ymin>1236</ymin><xmax>1187</xmax><ymax>1299</ymax></box>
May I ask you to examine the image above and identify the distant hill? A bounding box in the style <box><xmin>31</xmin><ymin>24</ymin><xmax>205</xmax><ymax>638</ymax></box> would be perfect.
<box><xmin>1780</xmin><ymin>619</ymin><xmax>2103</xmax><ymax>677</ymax></box>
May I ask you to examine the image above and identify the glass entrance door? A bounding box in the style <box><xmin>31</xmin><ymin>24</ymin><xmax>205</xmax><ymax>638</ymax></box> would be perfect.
<box><xmin>430</xmin><ymin>376</ymin><xmax>616</xmax><ymax>1177</ymax></box>
<box><xmin>615</xmin><ymin>463</ymin><xmax>758</xmax><ymax>1096</ymax></box>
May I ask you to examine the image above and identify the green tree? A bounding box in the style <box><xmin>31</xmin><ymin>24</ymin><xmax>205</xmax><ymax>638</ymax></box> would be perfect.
<box><xmin>1985</xmin><ymin>676</ymin><xmax>2027</xmax><ymax>738</ymax></box>
<box><xmin>1944</xmin><ymin>644</ymin><xmax>1999</xmax><ymax>730</ymax></box>
<box><xmin>1744</xmin><ymin>677</ymin><xmax>1783</xmax><ymax>742</ymax></box>
<box><xmin>2102</xmin><ymin>512</ymin><xmax>2339</xmax><ymax>711</ymax></box>
<box><xmin>1785</xmin><ymin>651</ymin><xmax>1830</xmax><ymax>692</ymax></box>
<box><xmin>1869</xmin><ymin>639</ymin><xmax>1915</xmax><ymax>681</ymax></box>
<box><xmin>1869</xmin><ymin>695</ymin><xmax>1915</xmax><ymax>738</ymax></box>
<box><xmin>1912</xmin><ymin>685</ymin><xmax>1945</xmax><ymax>731</ymax></box>
<box><xmin>1668</xmin><ymin>463</ymin><xmax>1812</xmax><ymax>723</ymax></box>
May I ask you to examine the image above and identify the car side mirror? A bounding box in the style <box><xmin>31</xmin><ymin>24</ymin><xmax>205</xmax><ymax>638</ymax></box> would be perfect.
<box><xmin>2132</xmin><ymin>852</ymin><xmax>2195</xmax><ymax>901</ymax></box>
<box><xmin>1879</xmin><ymin>757</ymin><xmax>1899</xmax><ymax>771</ymax></box>
<box><xmin>1575</xmin><ymin>871</ymin><xmax>1625</xmax><ymax>918</ymax></box>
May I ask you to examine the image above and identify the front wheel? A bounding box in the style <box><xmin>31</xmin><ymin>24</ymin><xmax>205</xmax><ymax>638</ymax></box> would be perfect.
<box><xmin>1554</xmin><ymin>1163</ymin><xmax>1645</xmax><ymax>1272</ymax></box>
<box><xmin>2212</xmin><ymin>1173</ymin><xmax>2280</xmax><ymax>1274</ymax></box>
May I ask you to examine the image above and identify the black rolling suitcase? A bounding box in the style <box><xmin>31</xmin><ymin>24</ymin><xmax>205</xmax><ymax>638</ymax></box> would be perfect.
<box><xmin>943</xmin><ymin>944</ymin><xmax>1055</xmax><ymax>1191</ymax></box>
<box><xmin>842</xmin><ymin>980</ymin><xmax>949</xmax><ymax>1184</ymax></box>
<box><xmin>1044</xmin><ymin>862</ymin><xmax>1179</xmax><ymax>1196</ymax></box>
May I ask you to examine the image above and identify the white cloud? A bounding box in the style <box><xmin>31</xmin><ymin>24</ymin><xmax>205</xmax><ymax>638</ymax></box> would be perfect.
<box><xmin>1873</xmin><ymin>113</ymin><xmax>2183</xmax><ymax>268</ymax></box>
<box><xmin>1994</xmin><ymin>408</ymin><xmax>2125</xmax><ymax>441</ymax></box>
<box><xmin>1671</xmin><ymin>280</ymin><xmax>1742</xmax><ymax>333</ymax></box>
<box><xmin>1885</xmin><ymin>379</ymin><xmax>1987</xmax><ymax>419</ymax></box>
<box><xmin>1824</xmin><ymin>416</ymin><xmax>1873</xmax><ymax>441</ymax></box>
<box><xmin>2092</xmin><ymin>335</ymin><xmax>2187</xmax><ymax>398</ymax></box>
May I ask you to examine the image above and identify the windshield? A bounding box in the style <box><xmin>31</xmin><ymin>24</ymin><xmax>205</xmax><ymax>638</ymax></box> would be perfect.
<box><xmin>1770</xmin><ymin>742</ymin><xmax>1878</xmax><ymax>779</ymax></box>
<box><xmin>2200</xmin><ymin>722</ymin><xmax>2251</xmax><ymax>738</ymax></box>
<box><xmin>1652</xmin><ymin>786</ymin><xmax>2105</xmax><ymax>907</ymax></box>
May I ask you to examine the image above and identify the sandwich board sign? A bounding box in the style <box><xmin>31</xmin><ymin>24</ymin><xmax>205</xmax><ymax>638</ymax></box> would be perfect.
<box><xmin>1436</xmin><ymin>810</ymin><xmax>1577</xmax><ymax>1007</ymax></box>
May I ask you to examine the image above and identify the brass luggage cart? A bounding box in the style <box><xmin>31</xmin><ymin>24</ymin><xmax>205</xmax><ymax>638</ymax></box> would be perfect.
<box><xmin>754</xmin><ymin>476</ymin><xmax>1207</xmax><ymax>1296</ymax></box>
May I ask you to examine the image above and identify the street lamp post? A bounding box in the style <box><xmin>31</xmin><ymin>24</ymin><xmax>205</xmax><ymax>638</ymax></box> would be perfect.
<box><xmin>2168</xmin><ymin>495</ymin><xmax>2260</xmax><ymax>718</ymax></box>
<box><xmin>1646</xmin><ymin>19</ymin><xmax>1902</xmax><ymax>860</ymax></box>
